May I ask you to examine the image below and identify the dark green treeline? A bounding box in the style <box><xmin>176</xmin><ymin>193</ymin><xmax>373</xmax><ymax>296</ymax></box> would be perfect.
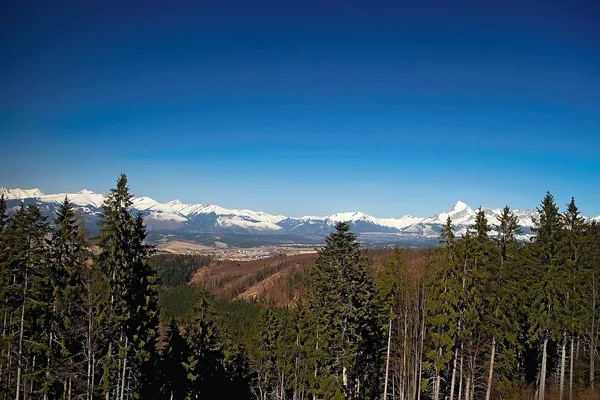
<box><xmin>1</xmin><ymin>175</ymin><xmax>599</xmax><ymax>400</ymax></box>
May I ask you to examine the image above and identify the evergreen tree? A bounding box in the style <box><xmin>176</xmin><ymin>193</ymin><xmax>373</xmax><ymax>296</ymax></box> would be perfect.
<box><xmin>560</xmin><ymin>198</ymin><xmax>586</xmax><ymax>400</ymax></box>
<box><xmin>490</xmin><ymin>206</ymin><xmax>522</xmax><ymax>388</ymax></box>
<box><xmin>95</xmin><ymin>174</ymin><xmax>160</xmax><ymax>399</ymax></box>
<box><xmin>2</xmin><ymin>204</ymin><xmax>50</xmax><ymax>399</ymax></box>
<box><xmin>251</xmin><ymin>301</ymin><xmax>280</xmax><ymax>400</ymax></box>
<box><xmin>0</xmin><ymin>194</ymin><xmax>7</xmax><ymax>232</ymax></box>
<box><xmin>308</xmin><ymin>222</ymin><xmax>381</xmax><ymax>400</ymax></box>
<box><xmin>161</xmin><ymin>319</ymin><xmax>189</xmax><ymax>400</ymax></box>
<box><xmin>529</xmin><ymin>192</ymin><xmax>566</xmax><ymax>400</ymax></box>
<box><xmin>44</xmin><ymin>197</ymin><xmax>88</xmax><ymax>398</ymax></box>
<box><xmin>425</xmin><ymin>217</ymin><xmax>460</xmax><ymax>400</ymax></box>
<box><xmin>183</xmin><ymin>292</ymin><xmax>227</xmax><ymax>399</ymax></box>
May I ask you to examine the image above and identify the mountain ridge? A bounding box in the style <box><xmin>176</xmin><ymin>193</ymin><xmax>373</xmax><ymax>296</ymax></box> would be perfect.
<box><xmin>2</xmin><ymin>187</ymin><xmax>598</xmax><ymax>241</ymax></box>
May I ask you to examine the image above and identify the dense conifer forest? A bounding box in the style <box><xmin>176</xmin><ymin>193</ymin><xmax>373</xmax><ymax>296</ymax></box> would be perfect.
<box><xmin>0</xmin><ymin>175</ymin><xmax>598</xmax><ymax>399</ymax></box>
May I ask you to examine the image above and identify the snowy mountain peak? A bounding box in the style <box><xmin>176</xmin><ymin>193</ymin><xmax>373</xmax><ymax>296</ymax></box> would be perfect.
<box><xmin>328</xmin><ymin>211</ymin><xmax>370</xmax><ymax>223</ymax></box>
<box><xmin>452</xmin><ymin>200</ymin><xmax>470</xmax><ymax>211</ymax></box>
<box><xmin>1</xmin><ymin>186</ymin><xmax>594</xmax><ymax>240</ymax></box>
<box><xmin>0</xmin><ymin>187</ymin><xmax>45</xmax><ymax>199</ymax></box>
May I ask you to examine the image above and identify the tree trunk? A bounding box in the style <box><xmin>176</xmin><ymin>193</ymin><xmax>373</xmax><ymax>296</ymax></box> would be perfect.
<box><xmin>559</xmin><ymin>333</ymin><xmax>566</xmax><ymax>400</ymax></box>
<box><xmin>87</xmin><ymin>308</ymin><xmax>93</xmax><ymax>400</ymax></box>
<box><xmin>383</xmin><ymin>318</ymin><xmax>392</xmax><ymax>400</ymax></box>
<box><xmin>417</xmin><ymin>288</ymin><xmax>425</xmax><ymax>400</ymax></box>
<box><xmin>450</xmin><ymin>347</ymin><xmax>458</xmax><ymax>400</ymax></box>
<box><xmin>120</xmin><ymin>338</ymin><xmax>128</xmax><ymax>400</ymax></box>
<box><xmin>464</xmin><ymin>373</ymin><xmax>471</xmax><ymax>400</ymax></box>
<box><xmin>591</xmin><ymin>273</ymin><xmax>596</xmax><ymax>389</ymax></box>
<box><xmin>15</xmin><ymin>274</ymin><xmax>27</xmax><ymax>400</ymax></box>
<box><xmin>402</xmin><ymin>314</ymin><xmax>408</xmax><ymax>400</ymax></box>
<box><xmin>569</xmin><ymin>336</ymin><xmax>574</xmax><ymax>400</ymax></box>
<box><xmin>458</xmin><ymin>347</ymin><xmax>464</xmax><ymax>400</ymax></box>
<box><xmin>486</xmin><ymin>337</ymin><xmax>496</xmax><ymax>400</ymax></box>
<box><xmin>470</xmin><ymin>375</ymin><xmax>475</xmax><ymax>400</ymax></box>
<box><xmin>539</xmin><ymin>335</ymin><xmax>548</xmax><ymax>400</ymax></box>
<box><xmin>433</xmin><ymin>370</ymin><xmax>441</xmax><ymax>400</ymax></box>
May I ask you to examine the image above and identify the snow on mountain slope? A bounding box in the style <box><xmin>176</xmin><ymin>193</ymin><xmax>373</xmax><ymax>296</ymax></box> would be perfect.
<box><xmin>378</xmin><ymin>215</ymin><xmax>426</xmax><ymax>229</ymax></box>
<box><xmin>41</xmin><ymin>190</ymin><xmax>107</xmax><ymax>208</ymax></box>
<box><xmin>166</xmin><ymin>201</ymin><xmax>286</xmax><ymax>231</ymax></box>
<box><xmin>1</xmin><ymin>187</ymin><xmax>45</xmax><ymax>199</ymax></box>
<box><xmin>3</xmin><ymin>186</ymin><xmax>596</xmax><ymax>238</ymax></box>
<box><xmin>422</xmin><ymin>200</ymin><xmax>476</xmax><ymax>225</ymax></box>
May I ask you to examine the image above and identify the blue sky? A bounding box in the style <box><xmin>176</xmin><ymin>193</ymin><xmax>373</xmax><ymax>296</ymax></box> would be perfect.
<box><xmin>1</xmin><ymin>0</ymin><xmax>599</xmax><ymax>217</ymax></box>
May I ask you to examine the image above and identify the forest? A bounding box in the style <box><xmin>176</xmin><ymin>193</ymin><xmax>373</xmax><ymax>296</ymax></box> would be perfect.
<box><xmin>0</xmin><ymin>174</ymin><xmax>599</xmax><ymax>400</ymax></box>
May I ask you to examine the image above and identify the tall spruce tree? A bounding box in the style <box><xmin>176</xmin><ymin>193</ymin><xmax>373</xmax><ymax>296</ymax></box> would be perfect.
<box><xmin>0</xmin><ymin>194</ymin><xmax>9</xmax><ymax>392</ymax></box>
<box><xmin>530</xmin><ymin>192</ymin><xmax>565</xmax><ymax>400</ymax></box>
<box><xmin>0</xmin><ymin>195</ymin><xmax>7</xmax><ymax>232</ymax></box>
<box><xmin>2</xmin><ymin>204</ymin><xmax>50</xmax><ymax>399</ymax></box>
<box><xmin>252</xmin><ymin>301</ymin><xmax>280</xmax><ymax>400</ymax></box>
<box><xmin>561</xmin><ymin>198</ymin><xmax>585</xmax><ymax>400</ymax></box>
<box><xmin>161</xmin><ymin>319</ymin><xmax>189</xmax><ymax>400</ymax></box>
<box><xmin>308</xmin><ymin>222</ymin><xmax>381</xmax><ymax>400</ymax></box>
<box><xmin>44</xmin><ymin>197</ymin><xmax>88</xmax><ymax>398</ymax></box>
<box><xmin>183</xmin><ymin>291</ymin><xmax>227</xmax><ymax>399</ymax></box>
<box><xmin>425</xmin><ymin>217</ymin><xmax>461</xmax><ymax>400</ymax></box>
<box><xmin>95</xmin><ymin>174</ymin><xmax>160</xmax><ymax>399</ymax></box>
<box><xmin>490</xmin><ymin>207</ymin><xmax>522</xmax><ymax>389</ymax></box>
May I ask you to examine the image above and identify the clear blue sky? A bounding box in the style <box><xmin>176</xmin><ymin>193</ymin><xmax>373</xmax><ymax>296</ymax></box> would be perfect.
<box><xmin>1</xmin><ymin>0</ymin><xmax>599</xmax><ymax>217</ymax></box>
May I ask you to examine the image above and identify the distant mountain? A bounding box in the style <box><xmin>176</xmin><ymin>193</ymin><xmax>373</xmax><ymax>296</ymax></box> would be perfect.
<box><xmin>2</xmin><ymin>187</ymin><xmax>598</xmax><ymax>242</ymax></box>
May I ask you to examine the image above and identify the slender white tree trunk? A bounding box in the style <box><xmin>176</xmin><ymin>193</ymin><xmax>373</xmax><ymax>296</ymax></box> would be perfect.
<box><xmin>539</xmin><ymin>336</ymin><xmax>548</xmax><ymax>400</ymax></box>
<box><xmin>119</xmin><ymin>337</ymin><xmax>128</xmax><ymax>400</ymax></box>
<box><xmin>383</xmin><ymin>318</ymin><xmax>392</xmax><ymax>400</ymax></box>
<box><xmin>450</xmin><ymin>347</ymin><xmax>458</xmax><ymax>400</ymax></box>
<box><xmin>402</xmin><ymin>314</ymin><xmax>408</xmax><ymax>400</ymax></box>
<box><xmin>469</xmin><ymin>375</ymin><xmax>475</xmax><ymax>400</ymax></box>
<box><xmin>417</xmin><ymin>288</ymin><xmax>425</xmax><ymax>400</ymax></box>
<box><xmin>569</xmin><ymin>337</ymin><xmax>574</xmax><ymax>400</ymax></box>
<box><xmin>464</xmin><ymin>373</ymin><xmax>471</xmax><ymax>400</ymax></box>
<box><xmin>560</xmin><ymin>333</ymin><xmax>567</xmax><ymax>400</ymax></box>
<box><xmin>433</xmin><ymin>370</ymin><xmax>441</xmax><ymax>400</ymax></box>
<box><xmin>591</xmin><ymin>274</ymin><xmax>596</xmax><ymax>389</ymax></box>
<box><xmin>15</xmin><ymin>275</ymin><xmax>27</xmax><ymax>400</ymax></box>
<box><xmin>458</xmin><ymin>347</ymin><xmax>464</xmax><ymax>400</ymax></box>
<box><xmin>87</xmin><ymin>307</ymin><xmax>93</xmax><ymax>400</ymax></box>
<box><xmin>485</xmin><ymin>337</ymin><xmax>496</xmax><ymax>400</ymax></box>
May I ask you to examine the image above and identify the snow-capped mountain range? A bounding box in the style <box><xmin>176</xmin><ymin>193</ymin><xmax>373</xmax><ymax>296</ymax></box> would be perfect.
<box><xmin>2</xmin><ymin>187</ymin><xmax>598</xmax><ymax>240</ymax></box>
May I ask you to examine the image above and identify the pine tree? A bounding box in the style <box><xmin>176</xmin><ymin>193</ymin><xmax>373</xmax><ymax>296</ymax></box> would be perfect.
<box><xmin>128</xmin><ymin>212</ymin><xmax>161</xmax><ymax>398</ymax></box>
<box><xmin>308</xmin><ymin>222</ymin><xmax>381</xmax><ymax>400</ymax></box>
<box><xmin>0</xmin><ymin>194</ymin><xmax>7</xmax><ymax>232</ymax></box>
<box><xmin>530</xmin><ymin>192</ymin><xmax>566</xmax><ymax>400</ymax></box>
<box><xmin>2</xmin><ymin>204</ymin><xmax>50</xmax><ymax>399</ymax></box>
<box><xmin>252</xmin><ymin>301</ymin><xmax>280</xmax><ymax>400</ymax></box>
<box><xmin>95</xmin><ymin>174</ymin><xmax>160</xmax><ymax>399</ymax></box>
<box><xmin>161</xmin><ymin>319</ymin><xmax>188</xmax><ymax>400</ymax></box>
<box><xmin>290</xmin><ymin>300</ymin><xmax>314</xmax><ymax>400</ymax></box>
<box><xmin>561</xmin><ymin>198</ymin><xmax>585</xmax><ymax>400</ymax></box>
<box><xmin>580</xmin><ymin>221</ymin><xmax>600</xmax><ymax>390</ymax></box>
<box><xmin>0</xmin><ymin>194</ymin><xmax>10</xmax><ymax>392</ymax></box>
<box><xmin>489</xmin><ymin>206</ymin><xmax>522</xmax><ymax>389</ymax></box>
<box><xmin>44</xmin><ymin>197</ymin><xmax>88</xmax><ymax>398</ymax></box>
<box><xmin>183</xmin><ymin>291</ymin><xmax>227</xmax><ymax>399</ymax></box>
<box><xmin>425</xmin><ymin>217</ymin><xmax>460</xmax><ymax>400</ymax></box>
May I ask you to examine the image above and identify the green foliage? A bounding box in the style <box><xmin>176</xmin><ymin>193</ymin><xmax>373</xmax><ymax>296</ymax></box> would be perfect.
<box><xmin>149</xmin><ymin>253</ymin><xmax>212</xmax><ymax>286</ymax></box>
<box><xmin>159</xmin><ymin>285</ymin><xmax>205</xmax><ymax>323</ymax></box>
<box><xmin>308</xmin><ymin>222</ymin><xmax>382</xmax><ymax>400</ymax></box>
<box><xmin>2</xmin><ymin>176</ymin><xmax>600</xmax><ymax>400</ymax></box>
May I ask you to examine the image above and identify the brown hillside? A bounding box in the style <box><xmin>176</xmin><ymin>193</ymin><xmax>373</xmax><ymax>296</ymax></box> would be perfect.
<box><xmin>190</xmin><ymin>248</ymin><xmax>430</xmax><ymax>306</ymax></box>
